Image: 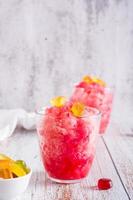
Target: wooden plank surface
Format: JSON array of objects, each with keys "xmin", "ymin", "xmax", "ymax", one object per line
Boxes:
[
  {"xmin": 0, "ymin": 128, "xmax": 130, "ymax": 200},
  {"xmin": 104, "ymin": 124, "xmax": 133, "ymax": 200}
]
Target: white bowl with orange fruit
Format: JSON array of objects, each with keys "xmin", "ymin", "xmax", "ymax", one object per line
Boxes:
[{"xmin": 0, "ymin": 153, "xmax": 32, "ymax": 200}]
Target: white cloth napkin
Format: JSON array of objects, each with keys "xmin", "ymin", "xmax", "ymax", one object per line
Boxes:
[{"xmin": 0, "ymin": 109, "xmax": 36, "ymax": 141}]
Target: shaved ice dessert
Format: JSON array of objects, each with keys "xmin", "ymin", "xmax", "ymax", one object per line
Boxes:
[
  {"xmin": 71, "ymin": 76, "xmax": 113, "ymax": 134},
  {"xmin": 37, "ymin": 97, "xmax": 100, "ymax": 183}
]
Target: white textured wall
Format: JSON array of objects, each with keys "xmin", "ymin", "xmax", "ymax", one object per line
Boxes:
[{"xmin": 0, "ymin": 0, "xmax": 133, "ymax": 126}]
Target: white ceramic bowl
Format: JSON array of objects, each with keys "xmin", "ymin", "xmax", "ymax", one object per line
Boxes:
[{"xmin": 0, "ymin": 170, "xmax": 32, "ymax": 200}]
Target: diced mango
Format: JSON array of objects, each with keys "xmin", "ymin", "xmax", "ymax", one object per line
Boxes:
[
  {"xmin": 83, "ymin": 75, "xmax": 106, "ymax": 87},
  {"xmin": 71, "ymin": 102, "xmax": 85, "ymax": 117},
  {"xmin": 50, "ymin": 96, "xmax": 66, "ymax": 107},
  {"xmin": 94, "ymin": 78, "xmax": 106, "ymax": 87},
  {"xmin": 83, "ymin": 76, "xmax": 93, "ymax": 84}
]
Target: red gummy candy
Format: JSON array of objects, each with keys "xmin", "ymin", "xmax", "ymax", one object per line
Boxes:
[{"xmin": 98, "ymin": 178, "xmax": 113, "ymax": 190}]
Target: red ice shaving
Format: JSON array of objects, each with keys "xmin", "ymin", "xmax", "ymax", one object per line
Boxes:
[
  {"xmin": 71, "ymin": 76, "xmax": 113, "ymax": 134},
  {"xmin": 38, "ymin": 99, "xmax": 100, "ymax": 181}
]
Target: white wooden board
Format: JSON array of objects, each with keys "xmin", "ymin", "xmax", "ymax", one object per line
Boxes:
[
  {"xmin": 0, "ymin": 128, "xmax": 130, "ymax": 200},
  {"xmin": 104, "ymin": 124, "xmax": 133, "ymax": 200}
]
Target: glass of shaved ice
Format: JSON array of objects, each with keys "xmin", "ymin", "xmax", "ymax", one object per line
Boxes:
[
  {"xmin": 36, "ymin": 97, "xmax": 101, "ymax": 183},
  {"xmin": 71, "ymin": 76, "xmax": 114, "ymax": 134}
]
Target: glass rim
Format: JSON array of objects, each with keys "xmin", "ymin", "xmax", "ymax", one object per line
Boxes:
[{"xmin": 35, "ymin": 106, "xmax": 101, "ymax": 119}]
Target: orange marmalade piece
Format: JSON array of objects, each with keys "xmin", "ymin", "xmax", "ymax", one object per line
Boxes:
[
  {"xmin": 71, "ymin": 102, "xmax": 85, "ymax": 117},
  {"xmin": 0, "ymin": 169, "xmax": 13, "ymax": 179},
  {"xmin": 50, "ymin": 96, "xmax": 66, "ymax": 107}
]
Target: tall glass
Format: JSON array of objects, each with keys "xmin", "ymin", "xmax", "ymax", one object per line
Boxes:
[{"xmin": 36, "ymin": 106, "xmax": 101, "ymax": 183}]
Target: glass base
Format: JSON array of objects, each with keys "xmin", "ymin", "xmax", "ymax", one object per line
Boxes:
[{"xmin": 47, "ymin": 175, "xmax": 86, "ymax": 184}]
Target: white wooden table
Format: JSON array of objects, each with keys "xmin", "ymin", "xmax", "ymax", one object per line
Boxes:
[{"xmin": 0, "ymin": 124, "xmax": 133, "ymax": 200}]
